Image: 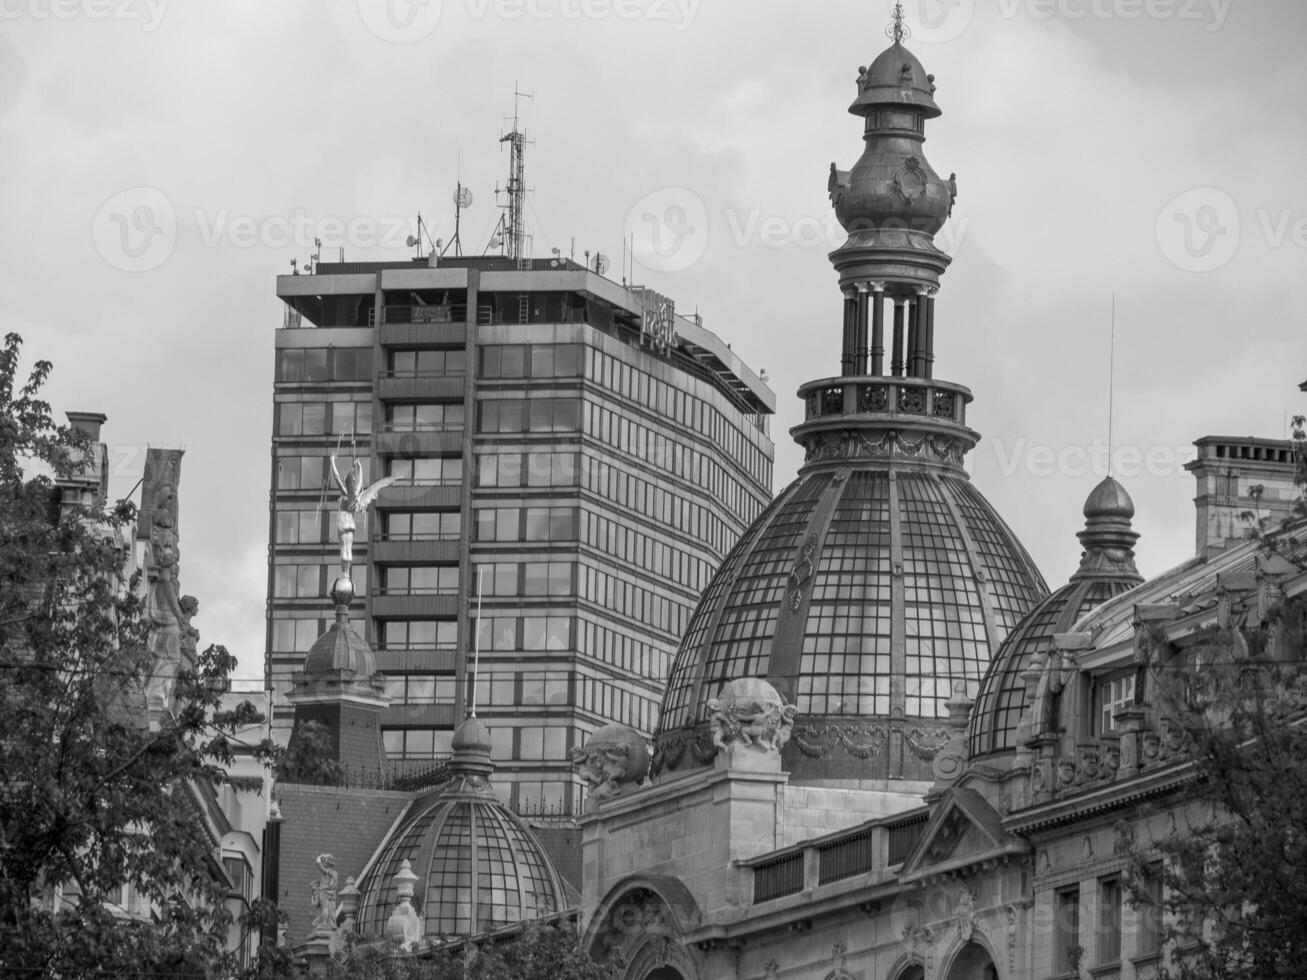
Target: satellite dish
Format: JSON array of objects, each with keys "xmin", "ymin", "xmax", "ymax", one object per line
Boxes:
[
  {"xmin": 454, "ymin": 187, "xmax": 473, "ymax": 209},
  {"xmin": 595, "ymin": 253, "xmax": 609, "ymax": 275},
  {"xmin": 406, "ymin": 235, "xmax": 419, "ymax": 247},
  {"xmin": 489, "ymin": 233, "xmax": 503, "ymax": 249}
]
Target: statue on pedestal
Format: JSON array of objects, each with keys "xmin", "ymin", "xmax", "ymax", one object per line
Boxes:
[{"xmin": 329, "ymin": 454, "xmax": 398, "ymax": 576}]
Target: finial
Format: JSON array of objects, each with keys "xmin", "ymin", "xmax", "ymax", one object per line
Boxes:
[{"xmin": 885, "ymin": 1, "xmax": 910, "ymax": 43}]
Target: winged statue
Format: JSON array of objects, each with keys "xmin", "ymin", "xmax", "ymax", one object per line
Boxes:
[{"xmin": 330, "ymin": 453, "xmax": 398, "ymax": 574}]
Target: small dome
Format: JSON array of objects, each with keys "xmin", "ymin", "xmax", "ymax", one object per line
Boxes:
[
  {"xmin": 1084, "ymin": 476, "xmax": 1135, "ymax": 520},
  {"xmin": 355, "ymin": 786, "xmax": 574, "ymax": 941},
  {"xmin": 450, "ymin": 715, "xmax": 494, "ymax": 775},
  {"xmin": 968, "ymin": 482, "xmax": 1144, "ymax": 759},
  {"xmin": 851, "ymin": 42, "xmax": 941, "ymax": 118},
  {"xmin": 302, "ymin": 620, "xmax": 376, "ymax": 677}
]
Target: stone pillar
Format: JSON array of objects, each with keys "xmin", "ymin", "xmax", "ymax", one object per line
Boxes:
[
  {"xmin": 840, "ymin": 287, "xmax": 857, "ymax": 376},
  {"xmin": 855, "ymin": 282, "xmax": 871, "ymax": 375},
  {"xmin": 923, "ymin": 287, "xmax": 937, "ymax": 379},
  {"xmin": 906, "ymin": 292, "xmax": 920, "ymax": 377},
  {"xmin": 891, "ymin": 297, "xmax": 906, "ymax": 377},
  {"xmin": 1114, "ymin": 706, "xmax": 1147, "ymax": 779},
  {"xmin": 869, "ymin": 281, "xmax": 886, "ymax": 375}
]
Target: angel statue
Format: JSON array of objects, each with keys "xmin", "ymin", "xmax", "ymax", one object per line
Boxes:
[{"xmin": 330, "ymin": 453, "xmax": 398, "ymax": 575}]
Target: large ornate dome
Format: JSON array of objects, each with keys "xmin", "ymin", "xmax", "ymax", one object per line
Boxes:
[
  {"xmin": 967, "ymin": 477, "xmax": 1144, "ymax": 760},
  {"xmin": 652, "ymin": 32, "xmax": 1049, "ymax": 787},
  {"xmin": 653, "ymin": 439, "xmax": 1047, "ymax": 784},
  {"xmin": 355, "ymin": 718, "xmax": 574, "ymax": 940}
]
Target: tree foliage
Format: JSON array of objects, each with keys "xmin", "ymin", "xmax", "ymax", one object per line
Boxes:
[
  {"xmin": 0, "ymin": 332, "xmax": 270, "ymax": 977},
  {"xmin": 321, "ymin": 920, "xmax": 614, "ymax": 980},
  {"xmin": 1122, "ymin": 598, "xmax": 1307, "ymax": 980}
]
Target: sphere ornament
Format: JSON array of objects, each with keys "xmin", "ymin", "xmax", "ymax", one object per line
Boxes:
[
  {"xmin": 329, "ymin": 575, "xmax": 355, "ymax": 607},
  {"xmin": 706, "ymin": 677, "xmax": 797, "ymax": 754},
  {"xmin": 570, "ymin": 723, "xmax": 651, "ymax": 804}
]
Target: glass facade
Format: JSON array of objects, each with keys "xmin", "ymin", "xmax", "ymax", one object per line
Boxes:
[{"xmin": 269, "ymin": 262, "xmax": 774, "ymax": 812}]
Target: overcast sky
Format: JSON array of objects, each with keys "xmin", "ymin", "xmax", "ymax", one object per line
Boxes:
[{"xmin": 3, "ymin": 0, "xmax": 1304, "ymax": 681}]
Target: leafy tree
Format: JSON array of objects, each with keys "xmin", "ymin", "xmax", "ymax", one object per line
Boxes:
[
  {"xmin": 305, "ymin": 919, "xmax": 614, "ymax": 980},
  {"xmin": 1120, "ymin": 596, "xmax": 1307, "ymax": 980},
  {"xmin": 0, "ymin": 332, "xmax": 269, "ymax": 977}
]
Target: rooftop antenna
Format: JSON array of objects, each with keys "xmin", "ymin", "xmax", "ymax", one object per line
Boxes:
[
  {"xmin": 494, "ymin": 85, "xmax": 534, "ymax": 266},
  {"xmin": 470, "ymin": 566, "xmax": 484, "ymax": 717},
  {"xmin": 1107, "ymin": 292, "xmax": 1117, "ymax": 478},
  {"xmin": 442, "ymin": 183, "xmax": 473, "ymax": 258},
  {"xmin": 407, "ymin": 213, "xmax": 426, "ymax": 259}
]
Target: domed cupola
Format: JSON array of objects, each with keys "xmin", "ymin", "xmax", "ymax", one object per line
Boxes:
[
  {"xmin": 830, "ymin": 5, "xmax": 955, "ymax": 269},
  {"xmin": 651, "ymin": 6, "xmax": 1048, "ymax": 788},
  {"xmin": 355, "ymin": 715, "xmax": 574, "ymax": 940},
  {"xmin": 967, "ymin": 477, "xmax": 1144, "ymax": 760}
]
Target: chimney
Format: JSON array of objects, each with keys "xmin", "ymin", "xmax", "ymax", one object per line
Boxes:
[
  {"xmin": 65, "ymin": 411, "xmax": 108, "ymax": 442},
  {"xmin": 1185, "ymin": 436, "xmax": 1300, "ymax": 559}
]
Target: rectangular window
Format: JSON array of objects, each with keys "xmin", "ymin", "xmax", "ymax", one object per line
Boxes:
[
  {"xmin": 1138, "ymin": 863, "xmax": 1162, "ymax": 956},
  {"xmin": 1055, "ymin": 887, "xmax": 1081, "ymax": 975},
  {"xmin": 1096, "ymin": 673, "xmax": 1136, "ymax": 733},
  {"xmin": 1099, "ymin": 877, "xmax": 1122, "ymax": 965}
]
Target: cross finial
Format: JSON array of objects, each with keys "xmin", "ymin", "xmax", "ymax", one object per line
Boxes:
[{"xmin": 886, "ymin": 1, "xmax": 910, "ymax": 42}]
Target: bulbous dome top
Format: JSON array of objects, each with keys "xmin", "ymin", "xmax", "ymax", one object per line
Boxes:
[
  {"xmin": 850, "ymin": 42, "xmax": 941, "ymax": 118},
  {"xmin": 1084, "ymin": 476, "xmax": 1135, "ymax": 520},
  {"xmin": 653, "ymin": 463, "xmax": 1047, "ymax": 785}
]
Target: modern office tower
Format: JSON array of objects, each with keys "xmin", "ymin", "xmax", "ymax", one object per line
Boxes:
[{"xmin": 268, "ymin": 256, "xmax": 775, "ymax": 812}]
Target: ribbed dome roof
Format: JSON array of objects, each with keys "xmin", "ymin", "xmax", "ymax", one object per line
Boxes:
[
  {"xmin": 653, "ymin": 459, "xmax": 1047, "ymax": 784},
  {"xmin": 850, "ymin": 41, "xmax": 941, "ymax": 117},
  {"xmin": 967, "ymin": 480, "xmax": 1144, "ymax": 760},
  {"xmin": 302, "ymin": 620, "xmax": 376, "ymax": 677},
  {"xmin": 356, "ymin": 718, "xmax": 573, "ymax": 940}
]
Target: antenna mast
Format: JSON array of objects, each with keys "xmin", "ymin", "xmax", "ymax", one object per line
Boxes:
[{"xmin": 496, "ymin": 86, "xmax": 534, "ymax": 266}]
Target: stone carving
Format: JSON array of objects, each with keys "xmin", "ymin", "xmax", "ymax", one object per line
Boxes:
[
  {"xmin": 898, "ymin": 385, "xmax": 927, "ymax": 413},
  {"xmin": 901, "ymin": 924, "xmax": 934, "ymax": 972},
  {"xmin": 787, "ymin": 535, "xmax": 819, "ymax": 612},
  {"xmin": 310, "ymin": 853, "xmax": 339, "ymax": 934},
  {"xmin": 947, "ymin": 173, "xmax": 958, "ymax": 216},
  {"xmin": 828, "ymin": 163, "xmax": 850, "ymax": 208},
  {"xmin": 1006, "ymin": 903, "xmax": 1019, "ymax": 973},
  {"xmin": 791, "ymin": 724, "xmax": 887, "ymax": 760},
  {"xmin": 708, "ymin": 678, "xmax": 797, "ymax": 753},
  {"xmin": 904, "ymin": 726, "xmax": 951, "ymax": 761},
  {"xmin": 764, "ymin": 958, "xmax": 779, "ymax": 980},
  {"xmin": 571, "ymin": 724, "xmax": 650, "ymax": 802},
  {"xmin": 859, "ymin": 382, "xmax": 890, "ymax": 412},
  {"xmin": 384, "ymin": 859, "xmax": 423, "ymax": 951},
  {"xmin": 330, "ymin": 453, "xmax": 398, "ymax": 576},
  {"xmin": 799, "ymin": 426, "xmax": 971, "ymax": 467},
  {"xmin": 955, "ymin": 887, "xmax": 976, "ymax": 941},
  {"xmin": 833, "ymin": 941, "xmax": 848, "ymax": 972},
  {"xmin": 140, "ymin": 457, "xmax": 194, "ymax": 721}
]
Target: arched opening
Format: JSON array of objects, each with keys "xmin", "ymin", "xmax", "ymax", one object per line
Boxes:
[
  {"xmin": 944, "ymin": 941, "xmax": 998, "ymax": 980},
  {"xmin": 896, "ymin": 966, "xmax": 925, "ymax": 980},
  {"xmin": 645, "ymin": 968, "xmax": 685, "ymax": 980}
]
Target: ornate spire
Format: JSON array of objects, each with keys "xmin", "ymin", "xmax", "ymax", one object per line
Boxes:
[
  {"xmin": 1072, "ymin": 476, "xmax": 1143, "ymax": 582},
  {"xmin": 886, "ymin": 0, "xmax": 909, "ymax": 43}
]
